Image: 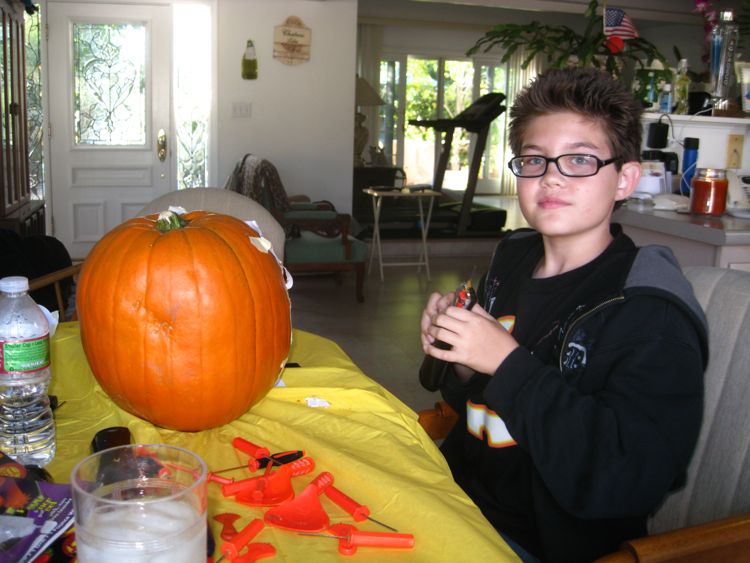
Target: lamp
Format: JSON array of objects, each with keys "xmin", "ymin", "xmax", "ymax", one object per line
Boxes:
[{"xmin": 354, "ymin": 75, "xmax": 385, "ymax": 166}]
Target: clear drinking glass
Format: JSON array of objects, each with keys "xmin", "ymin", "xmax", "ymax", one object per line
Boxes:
[{"xmin": 71, "ymin": 444, "xmax": 207, "ymax": 563}]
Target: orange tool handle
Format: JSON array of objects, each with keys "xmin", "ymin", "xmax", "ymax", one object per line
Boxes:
[
  {"xmin": 311, "ymin": 471, "xmax": 334, "ymax": 493},
  {"xmin": 289, "ymin": 456, "xmax": 315, "ymax": 476},
  {"xmin": 220, "ymin": 518, "xmax": 265, "ymax": 559},
  {"xmin": 208, "ymin": 472, "xmax": 234, "ymax": 485},
  {"xmin": 324, "ymin": 485, "xmax": 369, "ymax": 521},
  {"xmin": 349, "ymin": 530, "xmax": 415, "ymax": 548},
  {"xmin": 232, "ymin": 437, "xmax": 270, "ymax": 460}
]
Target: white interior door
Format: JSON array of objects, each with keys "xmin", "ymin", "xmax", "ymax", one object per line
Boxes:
[{"xmin": 47, "ymin": 2, "xmax": 172, "ymax": 260}]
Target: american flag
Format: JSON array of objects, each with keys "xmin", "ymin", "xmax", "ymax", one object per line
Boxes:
[{"xmin": 604, "ymin": 7, "xmax": 639, "ymax": 39}]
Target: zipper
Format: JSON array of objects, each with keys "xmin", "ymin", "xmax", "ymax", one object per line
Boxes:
[{"xmin": 558, "ymin": 295, "xmax": 625, "ymax": 372}]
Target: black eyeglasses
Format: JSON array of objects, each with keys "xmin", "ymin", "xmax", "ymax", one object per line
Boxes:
[{"xmin": 508, "ymin": 154, "xmax": 619, "ymax": 178}]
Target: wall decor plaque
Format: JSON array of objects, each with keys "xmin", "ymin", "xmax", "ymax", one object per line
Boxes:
[{"xmin": 273, "ymin": 16, "xmax": 311, "ymax": 65}]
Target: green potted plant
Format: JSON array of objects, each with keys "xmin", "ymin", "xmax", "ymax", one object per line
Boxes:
[{"xmin": 466, "ymin": 0, "xmax": 668, "ymax": 79}]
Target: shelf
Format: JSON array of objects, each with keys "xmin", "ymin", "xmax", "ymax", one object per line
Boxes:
[{"xmin": 643, "ymin": 112, "xmax": 750, "ymax": 126}]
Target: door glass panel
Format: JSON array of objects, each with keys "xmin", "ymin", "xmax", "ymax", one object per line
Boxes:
[
  {"xmin": 442, "ymin": 60, "xmax": 474, "ymax": 191},
  {"xmin": 174, "ymin": 4, "xmax": 211, "ymax": 189},
  {"xmin": 377, "ymin": 59, "xmax": 400, "ymax": 167},
  {"xmin": 479, "ymin": 64, "xmax": 508, "ymax": 191},
  {"xmin": 26, "ymin": 9, "xmax": 43, "ymax": 200},
  {"xmin": 72, "ymin": 22, "xmax": 146, "ymax": 146},
  {"xmin": 404, "ymin": 57, "xmax": 437, "ymax": 184}
]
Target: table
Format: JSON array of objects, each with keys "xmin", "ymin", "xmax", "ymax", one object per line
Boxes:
[
  {"xmin": 47, "ymin": 322, "xmax": 517, "ymax": 562},
  {"xmin": 614, "ymin": 203, "xmax": 750, "ymax": 271},
  {"xmin": 363, "ymin": 187, "xmax": 440, "ymax": 281}
]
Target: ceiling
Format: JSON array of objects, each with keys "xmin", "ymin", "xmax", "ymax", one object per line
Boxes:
[{"xmin": 408, "ymin": 0, "xmax": 742, "ymax": 24}]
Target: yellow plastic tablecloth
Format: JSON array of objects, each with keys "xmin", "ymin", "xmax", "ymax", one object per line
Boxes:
[{"xmin": 47, "ymin": 322, "xmax": 516, "ymax": 561}]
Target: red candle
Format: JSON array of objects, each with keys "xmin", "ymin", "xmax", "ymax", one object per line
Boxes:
[{"xmin": 690, "ymin": 168, "xmax": 728, "ymax": 216}]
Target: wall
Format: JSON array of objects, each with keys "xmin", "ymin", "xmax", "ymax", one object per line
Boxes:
[
  {"xmin": 217, "ymin": 0, "xmax": 357, "ymax": 212},
  {"xmin": 641, "ymin": 113, "xmax": 750, "ymax": 173}
]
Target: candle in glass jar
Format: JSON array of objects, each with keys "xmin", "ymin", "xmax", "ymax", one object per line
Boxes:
[{"xmin": 690, "ymin": 168, "xmax": 728, "ymax": 216}]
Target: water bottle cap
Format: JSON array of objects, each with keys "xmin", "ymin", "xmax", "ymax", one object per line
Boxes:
[
  {"xmin": 684, "ymin": 137, "xmax": 700, "ymax": 150},
  {"xmin": 0, "ymin": 276, "xmax": 29, "ymax": 293}
]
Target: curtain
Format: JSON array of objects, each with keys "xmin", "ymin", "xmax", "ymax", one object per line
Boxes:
[
  {"xmin": 500, "ymin": 49, "xmax": 544, "ymax": 195},
  {"xmin": 357, "ymin": 24, "xmax": 384, "ymax": 157}
]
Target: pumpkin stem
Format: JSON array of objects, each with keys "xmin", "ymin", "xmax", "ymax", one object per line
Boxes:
[{"xmin": 156, "ymin": 210, "xmax": 189, "ymax": 233}]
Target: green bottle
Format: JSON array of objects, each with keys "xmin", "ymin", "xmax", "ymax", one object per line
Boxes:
[
  {"xmin": 674, "ymin": 59, "xmax": 691, "ymax": 115},
  {"xmin": 242, "ymin": 40, "xmax": 257, "ymax": 80}
]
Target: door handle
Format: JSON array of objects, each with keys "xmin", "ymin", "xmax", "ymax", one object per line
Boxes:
[{"xmin": 157, "ymin": 128, "xmax": 167, "ymax": 161}]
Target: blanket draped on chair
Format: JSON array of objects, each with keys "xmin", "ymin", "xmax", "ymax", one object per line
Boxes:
[{"xmin": 224, "ymin": 153, "xmax": 292, "ymax": 215}]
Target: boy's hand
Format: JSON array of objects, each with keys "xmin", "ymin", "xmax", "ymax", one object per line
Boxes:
[
  {"xmin": 420, "ymin": 291, "xmax": 455, "ymax": 347},
  {"xmin": 424, "ymin": 304, "xmax": 519, "ymax": 376}
]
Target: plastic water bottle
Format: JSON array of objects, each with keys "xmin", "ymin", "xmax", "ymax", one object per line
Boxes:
[{"xmin": 0, "ymin": 276, "xmax": 56, "ymax": 466}]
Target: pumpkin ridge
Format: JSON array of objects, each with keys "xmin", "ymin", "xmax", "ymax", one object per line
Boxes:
[
  {"xmin": 207, "ymin": 218, "xmax": 281, "ymax": 405},
  {"xmin": 119, "ymin": 226, "xmax": 162, "ymax": 420},
  {"xmin": 205, "ymin": 220, "xmax": 261, "ymax": 411},
  {"xmin": 185, "ymin": 223, "xmax": 252, "ymax": 427},
  {"xmin": 209, "ymin": 216, "xmax": 287, "ymax": 409}
]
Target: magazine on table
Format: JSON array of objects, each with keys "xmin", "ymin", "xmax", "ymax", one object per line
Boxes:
[{"xmin": 0, "ymin": 451, "xmax": 74, "ymax": 563}]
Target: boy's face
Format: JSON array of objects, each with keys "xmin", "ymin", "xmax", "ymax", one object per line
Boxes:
[{"xmin": 516, "ymin": 111, "xmax": 640, "ymax": 241}]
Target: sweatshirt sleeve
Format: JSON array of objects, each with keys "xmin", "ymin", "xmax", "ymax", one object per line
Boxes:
[{"xmin": 483, "ymin": 294, "xmax": 704, "ymax": 519}]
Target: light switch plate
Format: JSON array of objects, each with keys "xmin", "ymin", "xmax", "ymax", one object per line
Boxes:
[{"xmin": 232, "ymin": 101, "xmax": 251, "ymax": 118}]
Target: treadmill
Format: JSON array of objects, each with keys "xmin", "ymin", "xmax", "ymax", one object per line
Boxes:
[{"xmin": 409, "ymin": 92, "xmax": 507, "ymax": 236}]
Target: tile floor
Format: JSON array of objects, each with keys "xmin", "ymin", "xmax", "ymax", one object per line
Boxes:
[
  {"xmin": 288, "ymin": 195, "xmax": 526, "ymax": 413},
  {"xmin": 287, "ymin": 248, "xmax": 492, "ymax": 414}
]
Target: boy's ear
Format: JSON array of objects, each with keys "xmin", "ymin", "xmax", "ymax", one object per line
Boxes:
[{"xmin": 615, "ymin": 161, "xmax": 641, "ymax": 200}]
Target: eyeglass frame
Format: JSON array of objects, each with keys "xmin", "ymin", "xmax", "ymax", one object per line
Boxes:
[{"xmin": 507, "ymin": 154, "xmax": 620, "ymax": 178}]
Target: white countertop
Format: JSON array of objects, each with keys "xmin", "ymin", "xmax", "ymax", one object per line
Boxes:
[{"xmin": 614, "ymin": 202, "xmax": 750, "ymax": 246}]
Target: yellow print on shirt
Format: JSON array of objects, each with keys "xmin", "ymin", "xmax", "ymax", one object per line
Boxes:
[
  {"xmin": 466, "ymin": 400, "xmax": 517, "ymax": 448},
  {"xmin": 498, "ymin": 315, "xmax": 515, "ymax": 333}
]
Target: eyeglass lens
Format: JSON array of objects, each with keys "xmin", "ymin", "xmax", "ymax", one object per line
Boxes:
[{"xmin": 511, "ymin": 154, "xmax": 603, "ymax": 177}]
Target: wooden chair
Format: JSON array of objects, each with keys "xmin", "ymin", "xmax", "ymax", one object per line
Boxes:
[
  {"xmin": 29, "ymin": 262, "xmax": 82, "ymax": 319},
  {"xmin": 418, "ymin": 266, "xmax": 750, "ymax": 561},
  {"xmin": 225, "ymin": 155, "xmax": 367, "ymax": 302}
]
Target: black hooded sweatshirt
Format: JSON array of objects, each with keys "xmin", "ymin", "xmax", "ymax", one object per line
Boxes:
[{"xmin": 432, "ymin": 227, "xmax": 708, "ymax": 562}]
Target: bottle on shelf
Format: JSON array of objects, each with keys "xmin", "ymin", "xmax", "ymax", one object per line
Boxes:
[
  {"xmin": 0, "ymin": 276, "xmax": 56, "ymax": 467},
  {"xmin": 674, "ymin": 59, "xmax": 691, "ymax": 115},
  {"xmin": 710, "ymin": 10, "xmax": 739, "ymax": 101},
  {"xmin": 241, "ymin": 39, "xmax": 258, "ymax": 80},
  {"xmin": 659, "ymin": 83, "xmax": 673, "ymax": 113}
]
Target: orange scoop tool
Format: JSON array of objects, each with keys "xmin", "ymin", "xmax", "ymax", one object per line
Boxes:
[{"xmin": 264, "ymin": 472, "xmax": 333, "ymax": 532}]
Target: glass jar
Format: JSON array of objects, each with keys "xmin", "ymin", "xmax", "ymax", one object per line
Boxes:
[{"xmin": 690, "ymin": 168, "xmax": 728, "ymax": 216}]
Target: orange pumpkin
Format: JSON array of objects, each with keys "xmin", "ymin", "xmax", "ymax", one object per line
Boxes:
[{"xmin": 77, "ymin": 210, "xmax": 292, "ymax": 431}]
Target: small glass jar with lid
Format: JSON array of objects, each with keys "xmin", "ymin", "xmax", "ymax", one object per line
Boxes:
[{"xmin": 690, "ymin": 168, "xmax": 728, "ymax": 216}]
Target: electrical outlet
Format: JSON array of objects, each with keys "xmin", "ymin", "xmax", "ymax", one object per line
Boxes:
[{"xmin": 726, "ymin": 134, "xmax": 744, "ymax": 169}]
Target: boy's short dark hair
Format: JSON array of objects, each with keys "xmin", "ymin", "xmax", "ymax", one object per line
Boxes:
[{"xmin": 508, "ymin": 67, "xmax": 643, "ymax": 168}]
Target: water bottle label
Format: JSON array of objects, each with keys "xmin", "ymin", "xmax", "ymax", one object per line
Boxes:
[{"xmin": 0, "ymin": 335, "xmax": 50, "ymax": 373}]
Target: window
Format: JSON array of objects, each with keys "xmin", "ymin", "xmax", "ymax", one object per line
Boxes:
[
  {"xmin": 377, "ymin": 55, "xmax": 508, "ymax": 194},
  {"xmin": 173, "ymin": 4, "xmax": 211, "ymax": 190},
  {"xmin": 26, "ymin": 10, "xmax": 43, "ymax": 200}
]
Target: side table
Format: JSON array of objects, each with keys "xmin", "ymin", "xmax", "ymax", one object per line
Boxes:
[{"xmin": 362, "ymin": 187, "xmax": 440, "ymax": 280}]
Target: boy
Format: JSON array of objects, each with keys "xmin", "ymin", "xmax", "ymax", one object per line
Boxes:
[{"xmin": 420, "ymin": 67, "xmax": 707, "ymax": 562}]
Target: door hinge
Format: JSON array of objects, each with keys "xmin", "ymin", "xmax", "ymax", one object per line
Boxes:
[
  {"xmin": 45, "ymin": 23, "xmax": 49, "ymax": 42},
  {"xmin": 47, "ymin": 123, "xmax": 52, "ymax": 139}
]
